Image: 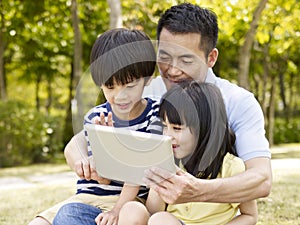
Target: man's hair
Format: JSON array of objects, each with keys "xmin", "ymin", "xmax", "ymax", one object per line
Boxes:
[
  {"xmin": 90, "ymin": 28, "xmax": 156, "ymax": 87},
  {"xmin": 157, "ymin": 3, "xmax": 218, "ymax": 58}
]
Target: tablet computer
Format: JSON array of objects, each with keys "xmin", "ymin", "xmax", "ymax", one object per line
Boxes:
[{"xmin": 85, "ymin": 123, "xmax": 176, "ymax": 185}]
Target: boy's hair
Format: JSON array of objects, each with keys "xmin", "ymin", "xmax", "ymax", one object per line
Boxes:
[
  {"xmin": 157, "ymin": 3, "xmax": 218, "ymax": 58},
  {"xmin": 90, "ymin": 28, "xmax": 156, "ymax": 87},
  {"xmin": 159, "ymin": 81, "xmax": 236, "ymax": 179}
]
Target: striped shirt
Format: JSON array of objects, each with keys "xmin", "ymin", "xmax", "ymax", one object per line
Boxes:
[{"xmin": 77, "ymin": 97, "xmax": 162, "ymax": 197}]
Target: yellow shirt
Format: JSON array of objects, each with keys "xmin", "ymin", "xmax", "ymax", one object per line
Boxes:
[{"xmin": 167, "ymin": 153, "xmax": 245, "ymax": 225}]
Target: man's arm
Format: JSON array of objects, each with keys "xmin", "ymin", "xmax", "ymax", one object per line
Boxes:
[{"xmin": 144, "ymin": 157, "xmax": 272, "ymax": 204}]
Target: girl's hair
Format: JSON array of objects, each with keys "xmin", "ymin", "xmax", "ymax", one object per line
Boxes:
[
  {"xmin": 90, "ymin": 28, "xmax": 156, "ymax": 87},
  {"xmin": 159, "ymin": 81, "xmax": 237, "ymax": 179}
]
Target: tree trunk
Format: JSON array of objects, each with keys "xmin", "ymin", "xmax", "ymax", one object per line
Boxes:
[
  {"xmin": 238, "ymin": 0, "xmax": 268, "ymax": 90},
  {"xmin": 0, "ymin": 0, "xmax": 6, "ymax": 100},
  {"xmin": 35, "ymin": 74, "xmax": 41, "ymax": 111},
  {"xmin": 267, "ymin": 76, "xmax": 276, "ymax": 146},
  {"xmin": 107, "ymin": 0, "xmax": 123, "ymax": 28},
  {"xmin": 45, "ymin": 77, "xmax": 52, "ymax": 116},
  {"xmin": 260, "ymin": 43, "xmax": 270, "ymax": 126},
  {"xmin": 63, "ymin": 0, "xmax": 83, "ymax": 145}
]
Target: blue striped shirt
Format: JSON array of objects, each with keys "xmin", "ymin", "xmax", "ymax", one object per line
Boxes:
[{"xmin": 77, "ymin": 97, "xmax": 162, "ymax": 197}]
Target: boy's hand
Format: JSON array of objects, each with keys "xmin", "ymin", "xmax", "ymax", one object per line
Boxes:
[
  {"xmin": 95, "ymin": 209, "xmax": 119, "ymax": 225},
  {"xmin": 74, "ymin": 155, "xmax": 110, "ymax": 184},
  {"xmin": 94, "ymin": 112, "xmax": 113, "ymax": 126}
]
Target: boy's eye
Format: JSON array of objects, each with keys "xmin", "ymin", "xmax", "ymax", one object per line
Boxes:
[{"xmin": 126, "ymin": 84, "xmax": 136, "ymax": 88}]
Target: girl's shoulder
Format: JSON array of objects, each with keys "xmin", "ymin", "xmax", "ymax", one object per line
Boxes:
[{"xmin": 220, "ymin": 153, "xmax": 245, "ymax": 178}]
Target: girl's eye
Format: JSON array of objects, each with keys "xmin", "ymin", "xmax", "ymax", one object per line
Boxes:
[
  {"xmin": 173, "ymin": 126, "xmax": 182, "ymax": 131},
  {"xmin": 106, "ymin": 86, "xmax": 114, "ymax": 90}
]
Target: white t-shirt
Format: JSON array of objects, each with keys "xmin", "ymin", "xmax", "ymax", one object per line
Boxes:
[{"xmin": 142, "ymin": 69, "xmax": 270, "ymax": 161}]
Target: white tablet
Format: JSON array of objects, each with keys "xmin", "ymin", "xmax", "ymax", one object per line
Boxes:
[{"xmin": 84, "ymin": 123, "xmax": 176, "ymax": 185}]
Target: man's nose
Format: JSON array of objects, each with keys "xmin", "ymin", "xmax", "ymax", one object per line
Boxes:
[{"xmin": 168, "ymin": 64, "xmax": 182, "ymax": 76}]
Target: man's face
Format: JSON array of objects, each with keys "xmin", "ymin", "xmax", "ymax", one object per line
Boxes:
[{"xmin": 157, "ymin": 28, "xmax": 209, "ymax": 90}]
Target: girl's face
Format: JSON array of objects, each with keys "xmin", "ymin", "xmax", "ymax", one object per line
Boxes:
[{"xmin": 162, "ymin": 116, "xmax": 197, "ymax": 159}]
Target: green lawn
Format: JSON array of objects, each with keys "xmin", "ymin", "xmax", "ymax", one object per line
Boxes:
[{"xmin": 0, "ymin": 143, "xmax": 299, "ymax": 225}]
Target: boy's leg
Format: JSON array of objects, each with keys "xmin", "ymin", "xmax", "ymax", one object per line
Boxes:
[
  {"xmin": 28, "ymin": 193, "xmax": 111, "ymax": 225},
  {"xmin": 28, "ymin": 217, "xmax": 50, "ymax": 225},
  {"xmin": 53, "ymin": 202, "xmax": 101, "ymax": 225}
]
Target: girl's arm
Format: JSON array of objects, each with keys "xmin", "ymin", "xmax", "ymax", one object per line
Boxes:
[
  {"xmin": 226, "ymin": 199, "xmax": 258, "ymax": 225},
  {"xmin": 146, "ymin": 188, "xmax": 167, "ymax": 215}
]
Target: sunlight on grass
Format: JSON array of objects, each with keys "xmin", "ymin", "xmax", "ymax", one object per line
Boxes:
[
  {"xmin": 0, "ymin": 163, "xmax": 71, "ymax": 178},
  {"xmin": 0, "ymin": 144, "xmax": 299, "ymax": 225},
  {"xmin": 0, "ymin": 184, "xmax": 75, "ymax": 225}
]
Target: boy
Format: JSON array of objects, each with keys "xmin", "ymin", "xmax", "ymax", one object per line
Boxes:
[{"xmin": 30, "ymin": 28, "xmax": 160, "ymax": 225}]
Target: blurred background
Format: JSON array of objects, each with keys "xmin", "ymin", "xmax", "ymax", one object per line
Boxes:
[{"xmin": 0, "ymin": 0, "xmax": 299, "ymax": 167}]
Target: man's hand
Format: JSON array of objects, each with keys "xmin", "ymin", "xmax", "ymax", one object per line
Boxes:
[{"xmin": 143, "ymin": 167, "xmax": 202, "ymax": 204}]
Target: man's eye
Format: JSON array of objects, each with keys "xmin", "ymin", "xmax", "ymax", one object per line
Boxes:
[
  {"xmin": 182, "ymin": 59, "xmax": 193, "ymax": 64},
  {"xmin": 158, "ymin": 55, "xmax": 171, "ymax": 61}
]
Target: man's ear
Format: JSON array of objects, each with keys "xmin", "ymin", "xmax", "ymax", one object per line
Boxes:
[{"xmin": 207, "ymin": 48, "xmax": 218, "ymax": 68}]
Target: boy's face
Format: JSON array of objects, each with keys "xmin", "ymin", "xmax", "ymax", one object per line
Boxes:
[
  {"xmin": 157, "ymin": 28, "xmax": 216, "ymax": 90},
  {"xmin": 162, "ymin": 117, "xmax": 197, "ymax": 160},
  {"xmin": 101, "ymin": 78, "xmax": 146, "ymax": 120}
]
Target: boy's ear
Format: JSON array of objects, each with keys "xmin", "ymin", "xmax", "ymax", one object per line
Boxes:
[{"xmin": 145, "ymin": 77, "xmax": 153, "ymax": 86}]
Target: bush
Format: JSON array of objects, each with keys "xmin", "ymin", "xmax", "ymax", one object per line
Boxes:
[
  {"xmin": 0, "ymin": 100, "xmax": 64, "ymax": 167},
  {"xmin": 273, "ymin": 117, "xmax": 300, "ymax": 144}
]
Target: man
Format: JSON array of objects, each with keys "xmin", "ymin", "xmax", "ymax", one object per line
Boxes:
[
  {"xmin": 142, "ymin": 2, "xmax": 272, "ymax": 205},
  {"xmin": 54, "ymin": 2, "xmax": 272, "ymax": 224}
]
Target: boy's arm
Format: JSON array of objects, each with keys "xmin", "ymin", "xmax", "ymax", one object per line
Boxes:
[
  {"xmin": 64, "ymin": 130, "xmax": 109, "ymax": 183},
  {"xmin": 146, "ymin": 188, "xmax": 166, "ymax": 214},
  {"xmin": 226, "ymin": 200, "xmax": 258, "ymax": 225},
  {"xmin": 95, "ymin": 184, "xmax": 140, "ymax": 224}
]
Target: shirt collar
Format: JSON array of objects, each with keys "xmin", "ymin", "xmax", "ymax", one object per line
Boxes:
[{"xmin": 205, "ymin": 68, "xmax": 217, "ymax": 84}]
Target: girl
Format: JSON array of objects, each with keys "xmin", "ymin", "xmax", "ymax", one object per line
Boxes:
[{"xmin": 118, "ymin": 81, "xmax": 257, "ymax": 225}]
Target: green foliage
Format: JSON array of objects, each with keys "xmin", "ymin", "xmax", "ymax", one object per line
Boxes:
[
  {"xmin": 273, "ymin": 117, "xmax": 300, "ymax": 144},
  {"xmin": 1, "ymin": 0, "xmax": 299, "ymax": 166},
  {"xmin": 0, "ymin": 100, "xmax": 64, "ymax": 167}
]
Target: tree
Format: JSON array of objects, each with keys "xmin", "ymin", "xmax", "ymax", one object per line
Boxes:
[
  {"xmin": 107, "ymin": 0, "xmax": 123, "ymax": 28},
  {"xmin": 238, "ymin": 0, "xmax": 268, "ymax": 90},
  {"xmin": 0, "ymin": 0, "xmax": 6, "ymax": 100}
]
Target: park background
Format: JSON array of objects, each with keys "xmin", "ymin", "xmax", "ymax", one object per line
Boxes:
[{"xmin": 0, "ymin": 0, "xmax": 299, "ymax": 224}]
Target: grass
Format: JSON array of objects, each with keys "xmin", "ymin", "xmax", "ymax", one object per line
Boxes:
[{"xmin": 0, "ymin": 143, "xmax": 299, "ymax": 225}]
